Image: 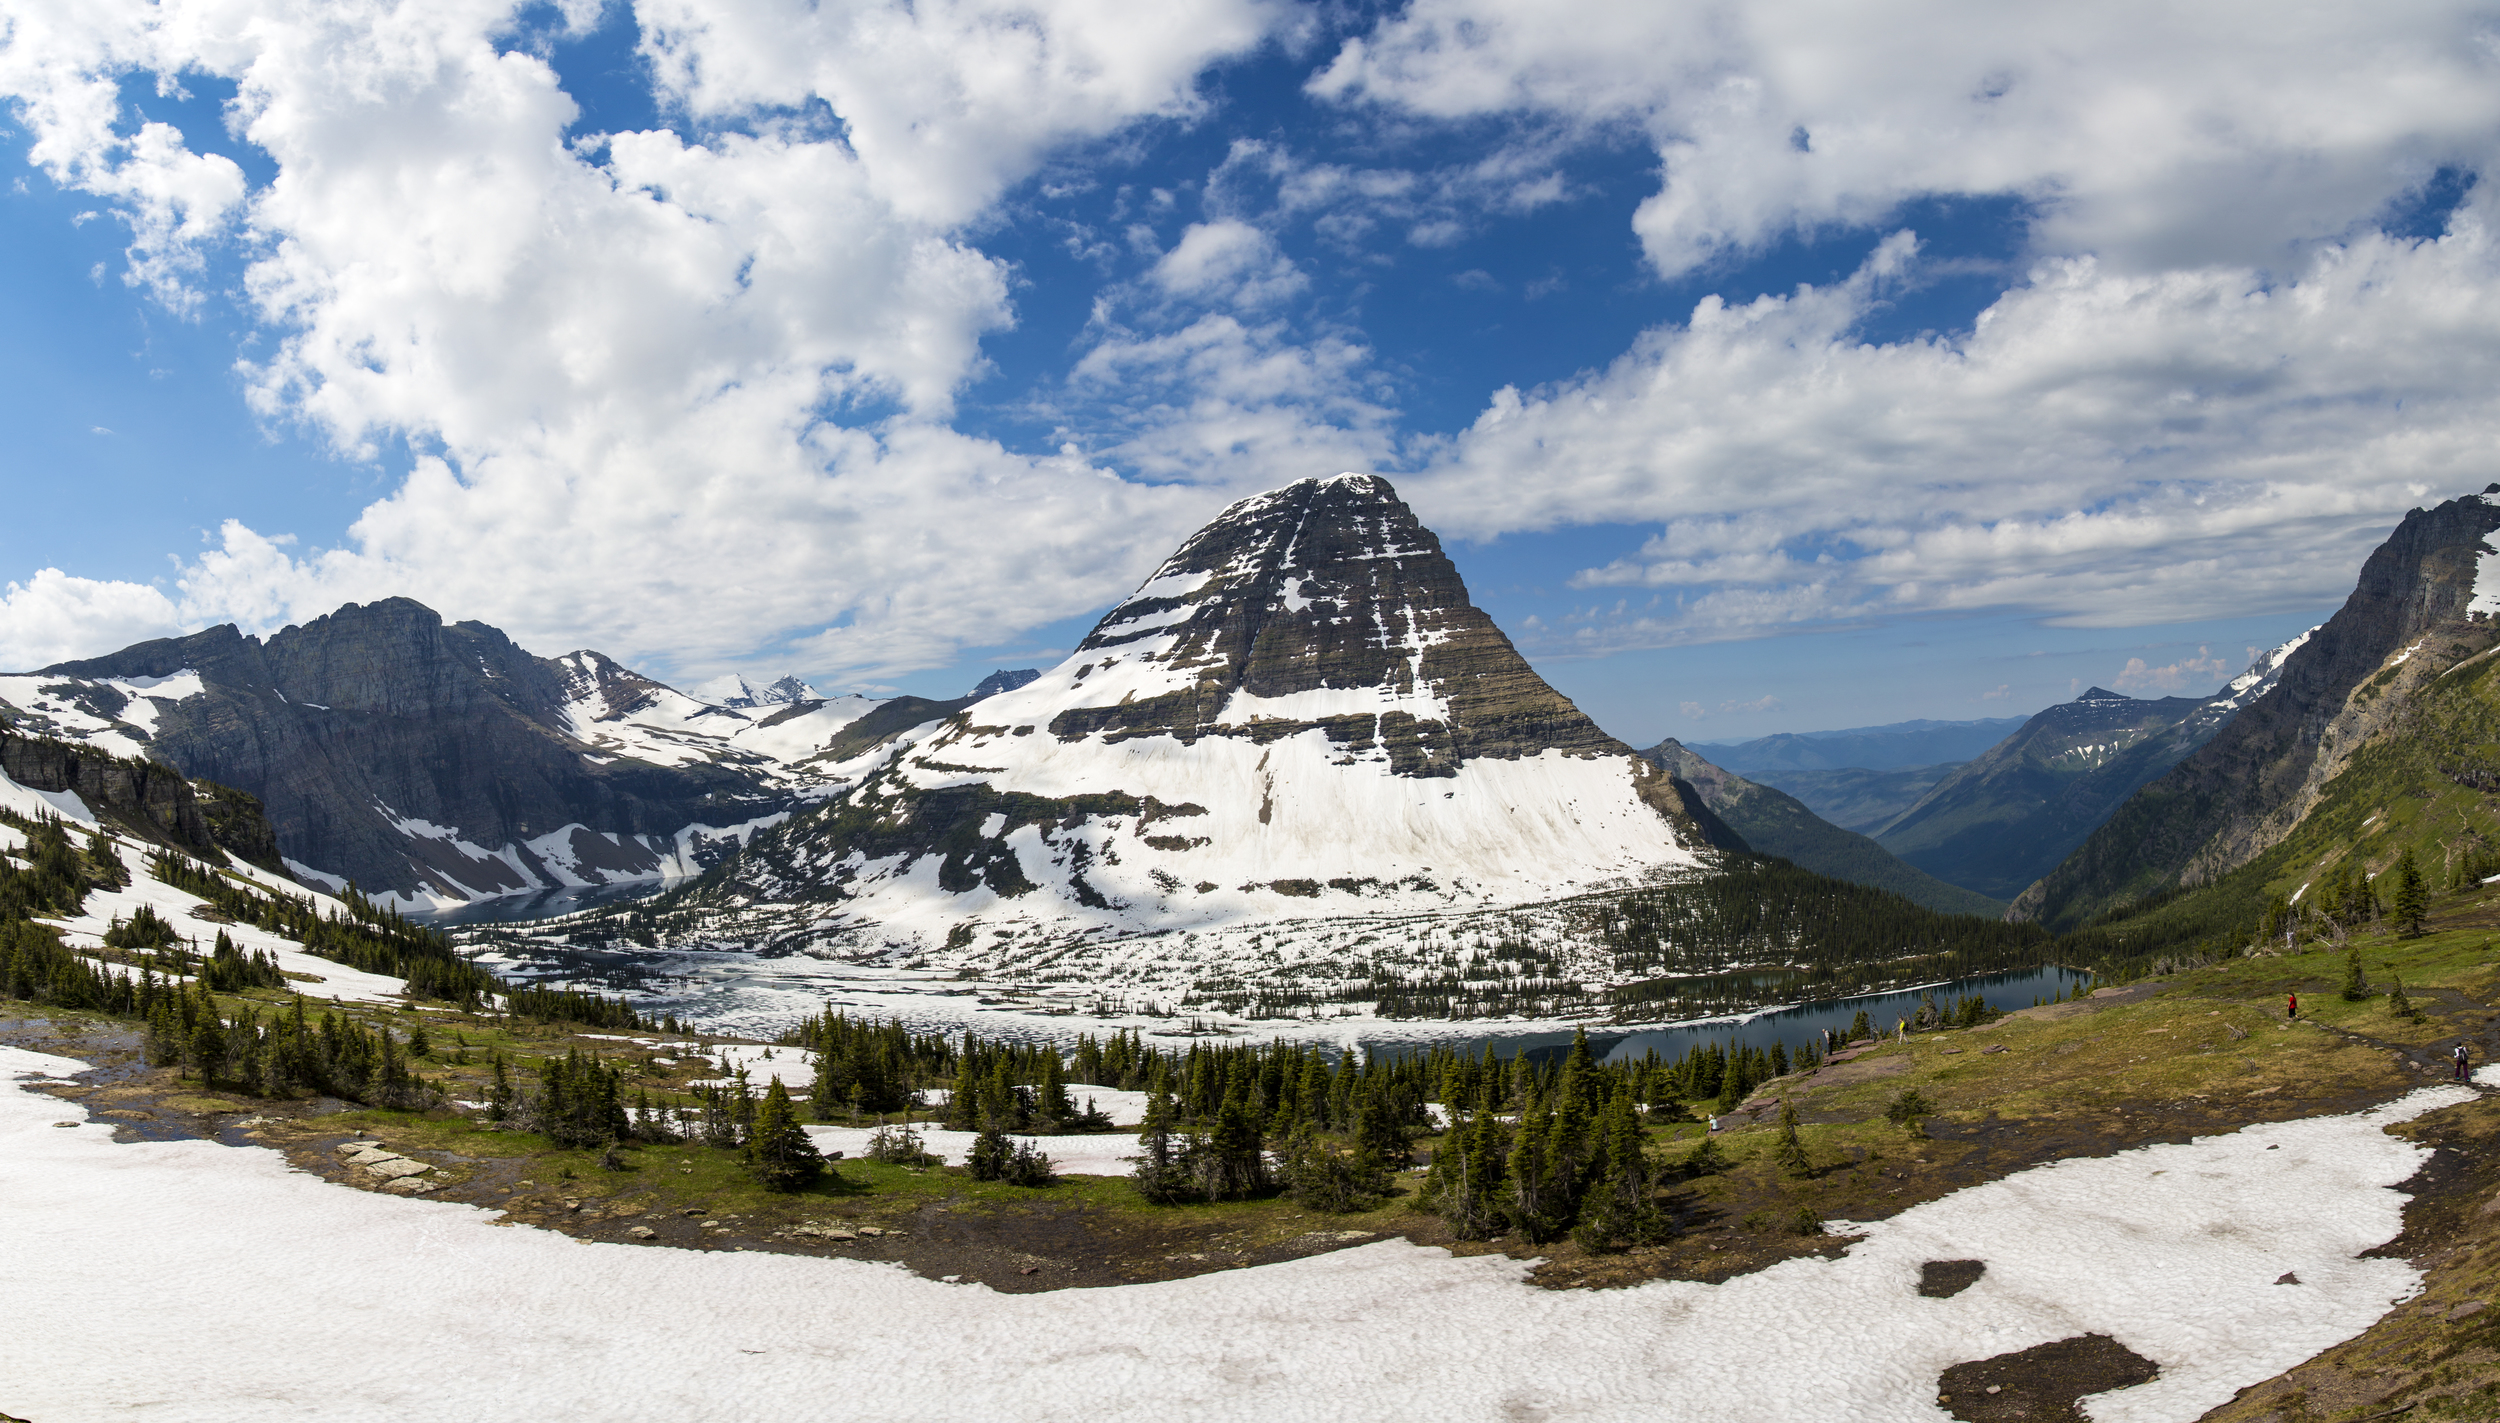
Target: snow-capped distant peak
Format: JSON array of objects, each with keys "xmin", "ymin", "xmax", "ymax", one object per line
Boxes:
[
  {"xmin": 2205, "ymin": 625, "xmax": 2320, "ymax": 713},
  {"xmin": 684, "ymin": 673, "xmax": 820, "ymax": 708}
]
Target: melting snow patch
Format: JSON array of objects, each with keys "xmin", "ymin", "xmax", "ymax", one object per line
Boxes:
[{"xmin": 0, "ymin": 1038, "xmax": 2475, "ymax": 1422}]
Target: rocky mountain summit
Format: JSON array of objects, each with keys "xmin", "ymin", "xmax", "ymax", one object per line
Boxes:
[
  {"xmin": 0, "ymin": 601, "xmax": 886, "ymax": 905},
  {"xmin": 670, "ymin": 474, "xmax": 1741, "ymax": 957},
  {"xmin": 683, "ymin": 673, "xmax": 819, "ymax": 708},
  {"xmin": 2018, "ymin": 486, "xmax": 2500, "ymax": 927}
]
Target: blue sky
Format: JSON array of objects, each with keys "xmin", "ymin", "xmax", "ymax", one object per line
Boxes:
[{"xmin": 0, "ymin": 0, "xmax": 2487, "ymax": 746}]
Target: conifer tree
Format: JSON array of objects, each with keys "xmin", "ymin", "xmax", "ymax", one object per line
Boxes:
[
  {"xmin": 745, "ymin": 1078, "xmax": 826, "ymax": 1192},
  {"xmin": 188, "ymin": 999, "xmax": 226, "ymax": 1086},
  {"xmin": 1423, "ymin": 1107, "xmax": 1510, "ymax": 1238},
  {"xmin": 2393, "ymin": 849, "xmax": 2428, "ymax": 939},
  {"xmin": 2387, "ymin": 974, "xmax": 2420, "ymax": 1022},
  {"xmin": 1773, "ymin": 1099, "xmax": 1811, "ymax": 1177},
  {"xmin": 2341, "ymin": 946, "xmax": 2370, "ymax": 1001},
  {"xmin": 1131, "ymin": 1089, "xmax": 1190, "ymax": 1203},
  {"xmin": 1038, "ymin": 1051, "xmax": 1070, "ymax": 1132}
]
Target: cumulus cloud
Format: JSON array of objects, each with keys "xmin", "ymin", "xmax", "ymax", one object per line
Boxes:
[
  {"xmin": 0, "ymin": 0, "xmax": 1279, "ymax": 678},
  {"xmin": 2113, "ymin": 646, "xmax": 2233, "ymax": 696},
  {"xmin": 8, "ymin": 0, "xmax": 2500, "ymax": 681},
  {"xmin": 1408, "ymin": 202, "xmax": 2500, "ymax": 647},
  {"xmin": 1148, "ymin": 219, "xmax": 1308, "ymax": 308},
  {"xmin": 1314, "ymin": 0, "xmax": 2500, "ymax": 278},
  {"xmin": 0, "ymin": 571, "xmax": 182, "ymax": 671}
]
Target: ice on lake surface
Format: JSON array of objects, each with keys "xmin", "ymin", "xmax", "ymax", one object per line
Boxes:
[{"xmin": 1, "ymin": 1043, "xmax": 2479, "ymax": 1422}]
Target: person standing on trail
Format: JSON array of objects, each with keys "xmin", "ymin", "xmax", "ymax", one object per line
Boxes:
[
  {"xmin": 2455, "ymin": 1044, "xmax": 2473, "ymax": 1082},
  {"xmin": 2287, "ymin": 992, "xmax": 2298, "ymax": 1021}
]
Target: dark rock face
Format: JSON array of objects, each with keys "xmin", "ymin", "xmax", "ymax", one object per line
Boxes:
[
  {"xmin": 1874, "ymin": 688, "xmax": 2223, "ymax": 904},
  {"xmin": 2017, "ymin": 491, "xmax": 2500, "ymax": 927},
  {"xmin": 970, "ymin": 669, "xmax": 1040, "ymax": 698},
  {"xmin": 37, "ymin": 599, "xmax": 784, "ymax": 899},
  {"xmin": 1053, "ymin": 474, "xmax": 1632, "ymax": 771},
  {"xmin": 0, "ymin": 732, "xmax": 279, "ymax": 868},
  {"xmin": 1643, "ymin": 739, "xmax": 2005, "ymax": 918}
]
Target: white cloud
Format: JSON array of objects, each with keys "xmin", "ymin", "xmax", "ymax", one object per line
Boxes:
[
  {"xmin": 1409, "ymin": 202, "xmax": 2500, "ymax": 648},
  {"xmin": 0, "ymin": 570, "xmax": 182, "ymax": 671},
  {"xmin": 2113, "ymin": 646, "xmax": 2232, "ymax": 696},
  {"xmin": 1315, "ymin": 0, "xmax": 2500, "ymax": 278},
  {"xmin": 636, "ymin": 0, "xmax": 1281, "ymax": 227},
  {"xmin": 1148, "ymin": 218, "xmax": 1308, "ymax": 308},
  {"xmin": 0, "ymin": 0, "xmax": 1280, "ymax": 679}
]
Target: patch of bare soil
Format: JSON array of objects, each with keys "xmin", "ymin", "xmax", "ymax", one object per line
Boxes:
[{"xmin": 1938, "ymin": 1334, "xmax": 2160, "ymax": 1422}]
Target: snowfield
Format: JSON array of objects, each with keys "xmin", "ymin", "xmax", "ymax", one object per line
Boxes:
[
  {"xmin": 0, "ymin": 771, "xmax": 411, "ymax": 1004},
  {"xmin": 0, "ymin": 1040, "xmax": 2477, "ymax": 1422}
]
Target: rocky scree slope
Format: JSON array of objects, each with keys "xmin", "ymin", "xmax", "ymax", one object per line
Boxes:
[
  {"xmin": 1639, "ymin": 738, "xmax": 2007, "ymax": 918},
  {"xmin": 0, "ymin": 600, "xmax": 881, "ymax": 906},
  {"xmin": 2018, "ymin": 487, "xmax": 2500, "ymax": 930},
  {"xmin": 665, "ymin": 474, "xmax": 1744, "ymax": 965}
]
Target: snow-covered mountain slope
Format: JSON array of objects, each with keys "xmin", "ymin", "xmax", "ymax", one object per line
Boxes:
[
  {"xmin": 662, "ymin": 474, "xmax": 1737, "ymax": 962},
  {"xmin": 681, "ymin": 672, "xmax": 820, "ymax": 708},
  {"xmin": 1, "ymin": 605, "xmax": 891, "ymax": 909}
]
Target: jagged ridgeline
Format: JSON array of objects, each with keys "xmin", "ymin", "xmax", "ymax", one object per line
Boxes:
[{"xmin": 2012, "ymin": 487, "xmax": 2500, "ymax": 968}]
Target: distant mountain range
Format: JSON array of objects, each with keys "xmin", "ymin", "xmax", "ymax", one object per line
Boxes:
[
  {"xmin": 1694, "ymin": 717, "xmax": 2030, "ymax": 773},
  {"xmin": 0, "ymin": 605, "xmax": 887, "ymax": 903},
  {"xmin": 1638, "ymin": 739, "xmax": 2006, "ymax": 918}
]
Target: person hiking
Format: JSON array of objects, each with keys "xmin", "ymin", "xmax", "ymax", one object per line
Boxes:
[
  {"xmin": 2287, "ymin": 992, "xmax": 2297, "ymax": 1021},
  {"xmin": 2455, "ymin": 1043, "xmax": 2473, "ymax": 1083}
]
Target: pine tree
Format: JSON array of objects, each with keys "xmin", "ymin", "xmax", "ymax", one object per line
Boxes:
[
  {"xmin": 2387, "ymin": 974, "xmax": 2420, "ymax": 1022},
  {"xmin": 1131, "ymin": 1090, "xmax": 1190, "ymax": 1203},
  {"xmin": 745, "ymin": 1078, "xmax": 826, "ymax": 1192},
  {"xmin": 1038, "ymin": 1051, "xmax": 1070, "ymax": 1131},
  {"xmin": 2341, "ymin": 946, "xmax": 2370, "ymax": 1001},
  {"xmin": 2393, "ymin": 849, "xmax": 2428, "ymax": 939},
  {"xmin": 1773, "ymin": 1099, "xmax": 1811, "ymax": 1176}
]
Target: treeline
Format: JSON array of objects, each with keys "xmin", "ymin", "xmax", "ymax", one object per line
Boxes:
[
  {"xmin": 149, "ymin": 850, "xmax": 503, "ymax": 1008},
  {"xmin": 1598, "ymin": 859, "xmax": 2051, "ymax": 1000}
]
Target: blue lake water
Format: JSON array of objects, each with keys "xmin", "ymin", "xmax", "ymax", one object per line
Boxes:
[
  {"xmin": 1367, "ymin": 964, "xmax": 2096, "ymax": 1067},
  {"xmin": 407, "ymin": 880, "xmax": 667, "ymax": 927}
]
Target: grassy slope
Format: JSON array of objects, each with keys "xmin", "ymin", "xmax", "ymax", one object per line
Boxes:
[{"xmin": 2051, "ymin": 634, "xmax": 2500, "ymax": 966}]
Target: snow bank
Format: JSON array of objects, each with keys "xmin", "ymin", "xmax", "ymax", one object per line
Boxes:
[
  {"xmin": 0, "ymin": 1039, "xmax": 2473, "ymax": 1422},
  {"xmin": 804, "ymin": 1123, "xmax": 1142, "ymax": 1175}
]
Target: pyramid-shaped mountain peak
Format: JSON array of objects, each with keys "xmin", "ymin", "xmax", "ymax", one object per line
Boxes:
[
  {"xmin": 1020, "ymin": 471, "xmax": 1623, "ymax": 773},
  {"xmin": 686, "ymin": 472, "xmax": 1731, "ymax": 951}
]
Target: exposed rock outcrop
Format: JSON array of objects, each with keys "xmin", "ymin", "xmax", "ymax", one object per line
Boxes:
[
  {"xmin": 2015, "ymin": 488, "xmax": 2500, "ymax": 928},
  {"xmin": 23, "ymin": 601, "xmax": 792, "ymax": 902}
]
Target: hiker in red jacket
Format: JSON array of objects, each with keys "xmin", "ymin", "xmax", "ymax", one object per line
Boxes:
[{"xmin": 2287, "ymin": 991, "xmax": 2298, "ymax": 1021}]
